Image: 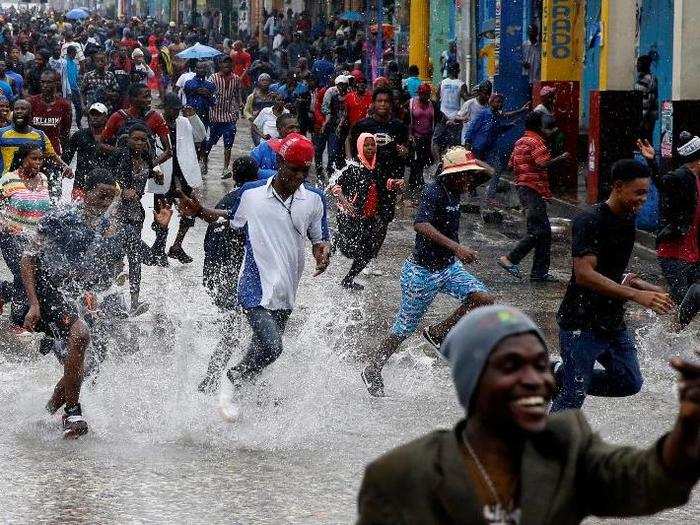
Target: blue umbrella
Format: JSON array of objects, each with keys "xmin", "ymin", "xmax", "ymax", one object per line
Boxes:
[
  {"xmin": 339, "ymin": 10, "xmax": 364, "ymax": 22},
  {"xmin": 65, "ymin": 8, "xmax": 89, "ymax": 20},
  {"xmin": 176, "ymin": 42, "xmax": 223, "ymax": 59}
]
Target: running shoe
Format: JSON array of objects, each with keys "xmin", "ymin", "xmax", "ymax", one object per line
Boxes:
[
  {"xmin": 361, "ymin": 268, "xmax": 372, "ymax": 276},
  {"xmin": 219, "ymin": 369, "xmax": 245, "ymax": 422},
  {"xmin": 361, "ymin": 365, "xmax": 385, "ymax": 397},
  {"xmin": 168, "ymin": 246, "xmax": 193, "ymax": 264},
  {"xmin": 62, "ymin": 414, "xmax": 88, "ymax": 439},
  {"xmin": 422, "ymin": 326, "xmax": 442, "ymax": 351},
  {"xmin": 341, "ymin": 279, "xmax": 364, "ymax": 291}
]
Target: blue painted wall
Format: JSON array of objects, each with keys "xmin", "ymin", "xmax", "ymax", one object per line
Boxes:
[
  {"xmin": 638, "ymin": 0, "xmax": 674, "ymax": 146},
  {"xmin": 581, "ymin": 0, "xmax": 601, "ymax": 131}
]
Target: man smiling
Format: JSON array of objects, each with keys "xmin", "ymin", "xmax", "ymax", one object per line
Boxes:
[{"xmin": 358, "ymin": 305, "xmax": 700, "ymax": 524}]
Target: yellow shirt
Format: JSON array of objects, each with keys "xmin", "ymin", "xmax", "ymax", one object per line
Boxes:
[{"xmin": 0, "ymin": 126, "xmax": 55, "ymax": 173}]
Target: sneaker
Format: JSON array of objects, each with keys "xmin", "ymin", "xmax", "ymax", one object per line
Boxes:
[
  {"xmin": 168, "ymin": 246, "xmax": 193, "ymax": 264},
  {"xmin": 530, "ymin": 273, "xmax": 560, "ymax": 283},
  {"xmin": 422, "ymin": 326, "xmax": 442, "ymax": 351},
  {"xmin": 219, "ymin": 369, "xmax": 244, "ymax": 422},
  {"xmin": 370, "ymin": 269, "xmax": 384, "ymax": 276},
  {"xmin": 62, "ymin": 414, "xmax": 88, "ymax": 439},
  {"xmin": 361, "ymin": 365, "xmax": 385, "ymax": 397},
  {"xmin": 341, "ymin": 279, "xmax": 364, "ymax": 291},
  {"xmin": 221, "ymin": 169, "xmax": 233, "ymax": 180},
  {"xmin": 361, "ymin": 268, "xmax": 372, "ymax": 276}
]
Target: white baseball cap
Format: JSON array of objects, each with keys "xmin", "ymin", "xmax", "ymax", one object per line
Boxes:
[
  {"xmin": 88, "ymin": 102, "xmax": 109, "ymax": 114},
  {"xmin": 335, "ymin": 74, "xmax": 349, "ymax": 85},
  {"xmin": 131, "ymin": 48, "xmax": 144, "ymax": 58}
]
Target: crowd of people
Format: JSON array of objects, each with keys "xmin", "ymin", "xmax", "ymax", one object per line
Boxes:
[{"xmin": 0, "ymin": 5, "xmax": 698, "ymax": 523}]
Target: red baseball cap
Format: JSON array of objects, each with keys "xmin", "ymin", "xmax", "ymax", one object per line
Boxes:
[{"xmin": 270, "ymin": 132, "xmax": 315, "ymax": 168}]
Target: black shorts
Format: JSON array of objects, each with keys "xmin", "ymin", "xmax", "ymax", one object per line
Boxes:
[{"xmin": 11, "ymin": 276, "xmax": 79, "ymax": 339}]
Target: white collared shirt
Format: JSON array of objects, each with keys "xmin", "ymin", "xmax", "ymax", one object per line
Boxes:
[{"xmin": 228, "ymin": 177, "xmax": 329, "ymax": 310}]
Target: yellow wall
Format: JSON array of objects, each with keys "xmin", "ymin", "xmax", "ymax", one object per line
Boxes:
[{"xmin": 540, "ymin": 0, "xmax": 583, "ymax": 82}]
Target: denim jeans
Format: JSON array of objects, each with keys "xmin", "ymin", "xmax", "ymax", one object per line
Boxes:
[
  {"xmin": 484, "ymin": 149, "xmax": 504, "ymax": 199},
  {"xmin": 230, "ymin": 307, "xmax": 291, "ymax": 379},
  {"xmin": 326, "ymin": 131, "xmax": 341, "ymax": 174},
  {"xmin": 508, "ymin": 186, "xmax": 551, "ymax": 278},
  {"xmin": 71, "ymin": 90, "xmax": 83, "ymax": 128},
  {"xmin": 551, "ymin": 328, "xmax": 643, "ymax": 412}
]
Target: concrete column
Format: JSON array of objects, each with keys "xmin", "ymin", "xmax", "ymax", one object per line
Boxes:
[
  {"xmin": 672, "ymin": 0, "xmax": 700, "ymax": 100},
  {"xmin": 598, "ymin": 0, "xmax": 636, "ymax": 90},
  {"xmin": 459, "ymin": 0, "xmax": 474, "ymax": 87},
  {"xmin": 408, "ymin": 0, "xmax": 430, "ymax": 80}
]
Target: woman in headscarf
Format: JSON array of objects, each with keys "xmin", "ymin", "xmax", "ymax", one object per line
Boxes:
[{"xmin": 332, "ymin": 133, "xmax": 402, "ymax": 290}]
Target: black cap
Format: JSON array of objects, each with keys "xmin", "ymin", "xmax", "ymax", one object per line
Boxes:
[{"xmin": 162, "ymin": 93, "xmax": 183, "ymax": 111}]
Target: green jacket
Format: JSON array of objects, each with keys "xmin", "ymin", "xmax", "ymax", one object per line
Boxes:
[{"xmin": 357, "ymin": 411, "xmax": 696, "ymax": 524}]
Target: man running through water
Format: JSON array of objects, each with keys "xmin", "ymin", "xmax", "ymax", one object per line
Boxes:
[
  {"xmin": 362, "ymin": 147, "xmax": 495, "ymax": 397},
  {"xmin": 552, "ymin": 159, "xmax": 675, "ymax": 411},
  {"xmin": 19, "ymin": 169, "xmax": 123, "ymax": 438},
  {"xmin": 178, "ymin": 133, "xmax": 330, "ymax": 419}
]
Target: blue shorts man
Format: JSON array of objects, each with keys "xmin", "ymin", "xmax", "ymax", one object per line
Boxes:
[{"xmin": 361, "ymin": 147, "xmax": 495, "ymax": 397}]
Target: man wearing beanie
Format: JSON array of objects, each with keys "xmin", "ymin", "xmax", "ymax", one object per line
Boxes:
[
  {"xmin": 361, "ymin": 147, "xmax": 495, "ymax": 397},
  {"xmin": 178, "ymin": 132, "xmax": 330, "ymax": 420},
  {"xmin": 358, "ymin": 305, "xmax": 700, "ymax": 524},
  {"xmin": 552, "ymin": 158, "xmax": 674, "ymax": 412}
]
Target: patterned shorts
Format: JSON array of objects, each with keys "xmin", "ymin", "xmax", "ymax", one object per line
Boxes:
[{"xmin": 391, "ymin": 259, "xmax": 488, "ymax": 338}]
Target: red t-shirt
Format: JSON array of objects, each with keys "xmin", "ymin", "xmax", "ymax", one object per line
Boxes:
[
  {"xmin": 657, "ymin": 175, "xmax": 700, "ymax": 263},
  {"xmin": 101, "ymin": 107, "xmax": 170, "ymax": 145},
  {"xmin": 230, "ymin": 50, "xmax": 252, "ymax": 87},
  {"xmin": 345, "ymin": 91, "xmax": 373, "ymax": 127},
  {"xmin": 28, "ymin": 95, "xmax": 72, "ymax": 156},
  {"xmin": 509, "ymin": 131, "xmax": 552, "ymax": 199}
]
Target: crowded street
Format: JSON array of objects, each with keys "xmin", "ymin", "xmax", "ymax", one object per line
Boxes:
[{"xmin": 0, "ymin": 1, "xmax": 699, "ymax": 524}]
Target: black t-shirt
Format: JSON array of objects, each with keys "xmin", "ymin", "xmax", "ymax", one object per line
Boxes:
[
  {"xmin": 557, "ymin": 203, "xmax": 636, "ymax": 332},
  {"xmin": 412, "ymin": 181, "xmax": 461, "ymax": 271},
  {"xmin": 350, "ymin": 116, "xmax": 408, "ymax": 221}
]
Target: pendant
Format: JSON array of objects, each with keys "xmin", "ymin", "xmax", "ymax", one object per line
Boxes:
[{"xmin": 482, "ymin": 503, "xmax": 520, "ymax": 525}]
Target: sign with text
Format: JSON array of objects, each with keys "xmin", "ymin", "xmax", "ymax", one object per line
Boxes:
[{"xmin": 541, "ymin": 0, "xmax": 583, "ymax": 81}]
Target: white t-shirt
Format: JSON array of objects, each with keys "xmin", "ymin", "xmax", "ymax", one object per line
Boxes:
[
  {"xmin": 176, "ymin": 71, "xmax": 197, "ymax": 104},
  {"xmin": 60, "ymin": 41, "xmax": 84, "ymax": 61},
  {"xmin": 458, "ymin": 98, "xmax": 486, "ymax": 142},
  {"xmin": 253, "ymin": 106, "xmax": 289, "ymax": 138},
  {"xmin": 229, "ymin": 177, "xmax": 329, "ymax": 310},
  {"xmin": 440, "ymin": 78, "xmax": 464, "ymax": 119}
]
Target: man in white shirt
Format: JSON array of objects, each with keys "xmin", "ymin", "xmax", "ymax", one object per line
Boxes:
[
  {"xmin": 455, "ymin": 80, "xmax": 492, "ymax": 144},
  {"xmin": 175, "ymin": 59, "xmax": 198, "ymax": 104},
  {"xmin": 434, "ymin": 62, "xmax": 468, "ymax": 155},
  {"xmin": 252, "ymin": 94, "xmax": 289, "ymax": 140},
  {"xmin": 179, "ymin": 133, "xmax": 330, "ymax": 420}
]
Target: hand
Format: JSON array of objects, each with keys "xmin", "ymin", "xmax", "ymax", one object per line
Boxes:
[
  {"xmin": 154, "ymin": 203, "xmax": 173, "ymax": 227},
  {"xmin": 177, "ymin": 190, "xmax": 202, "ymax": 217},
  {"xmin": 331, "ymin": 184, "xmax": 343, "ymax": 198},
  {"xmin": 182, "ymin": 106, "xmax": 195, "ymax": 117},
  {"xmin": 455, "ymin": 245, "xmax": 478, "ymax": 265},
  {"xmin": 152, "ymin": 166, "xmax": 164, "ymax": 185},
  {"xmin": 62, "ymin": 166, "xmax": 74, "ymax": 178},
  {"xmin": 23, "ymin": 303, "xmax": 40, "ymax": 331},
  {"xmin": 636, "ymin": 138, "xmax": 655, "ymax": 161},
  {"xmin": 632, "ymin": 290, "xmax": 675, "ymax": 315},
  {"xmin": 312, "ymin": 243, "xmax": 330, "ymax": 276}
]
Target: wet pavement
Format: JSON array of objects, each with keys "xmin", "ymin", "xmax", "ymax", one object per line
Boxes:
[{"xmin": 0, "ymin": 119, "xmax": 698, "ymax": 523}]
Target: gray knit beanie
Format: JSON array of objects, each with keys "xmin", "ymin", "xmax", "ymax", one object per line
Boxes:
[{"xmin": 440, "ymin": 305, "xmax": 547, "ymax": 411}]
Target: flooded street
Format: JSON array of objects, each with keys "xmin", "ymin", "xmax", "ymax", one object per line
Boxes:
[{"xmin": 1, "ymin": 121, "xmax": 698, "ymax": 524}]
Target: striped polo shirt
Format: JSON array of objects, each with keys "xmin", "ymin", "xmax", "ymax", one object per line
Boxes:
[
  {"xmin": 0, "ymin": 170, "xmax": 51, "ymax": 236},
  {"xmin": 209, "ymin": 72, "xmax": 242, "ymax": 123},
  {"xmin": 0, "ymin": 125, "xmax": 56, "ymax": 174}
]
